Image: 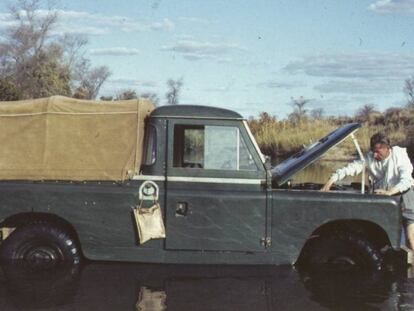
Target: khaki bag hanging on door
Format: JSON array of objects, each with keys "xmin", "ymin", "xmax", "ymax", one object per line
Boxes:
[{"xmin": 133, "ymin": 200, "xmax": 166, "ymax": 244}]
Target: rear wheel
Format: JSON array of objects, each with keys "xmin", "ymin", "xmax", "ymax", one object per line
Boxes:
[
  {"xmin": 300, "ymin": 232, "xmax": 383, "ymax": 271},
  {"xmin": 0, "ymin": 223, "xmax": 81, "ymax": 269}
]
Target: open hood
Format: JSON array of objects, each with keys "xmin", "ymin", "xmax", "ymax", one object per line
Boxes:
[{"xmin": 271, "ymin": 123, "xmax": 361, "ymax": 186}]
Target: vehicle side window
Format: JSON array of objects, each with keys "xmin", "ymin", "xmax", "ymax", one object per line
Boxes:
[
  {"xmin": 173, "ymin": 125, "xmax": 257, "ymax": 171},
  {"xmin": 142, "ymin": 125, "xmax": 157, "ymax": 165}
]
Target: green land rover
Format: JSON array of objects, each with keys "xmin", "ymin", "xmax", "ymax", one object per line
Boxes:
[{"xmin": 0, "ymin": 96, "xmax": 405, "ymax": 270}]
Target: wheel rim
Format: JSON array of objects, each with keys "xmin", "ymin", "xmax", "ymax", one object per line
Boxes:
[
  {"xmin": 328, "ymin": 256, "xmax": 357, "ymax": 266},
  {"xmin": 26, "ymin": 246, "xmax": 59, "ymax": 263},
  {"xmin": 15, "ymin": 240, "xmax": 64, "ymax": 268},
  {"xmin": 325, "ymin": 251, "xmax": 372, "ymax": 271},
  {"xmin": 327, "ymin": 255, "xmax": 358, "ymax": 270}
]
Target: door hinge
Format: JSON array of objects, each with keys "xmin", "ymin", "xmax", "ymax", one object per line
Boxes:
[{"xmin": 261, "ymin": 237, "xmax": 271, "ymax": 248}]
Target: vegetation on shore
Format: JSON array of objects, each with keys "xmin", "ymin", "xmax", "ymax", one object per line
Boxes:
[{"xmin": 248, "ymin": 99, "xmax": 414, "ymax": 161}]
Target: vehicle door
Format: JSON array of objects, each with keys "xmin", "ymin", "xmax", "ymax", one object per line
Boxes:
[{"xmin": 165, "ymin": 119, "xmax": 267, "ymax": 252}]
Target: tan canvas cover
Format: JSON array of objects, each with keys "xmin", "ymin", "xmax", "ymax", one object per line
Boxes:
[{"xmin": 0, "ymin": 96, "xmax": 154, "ymax": 181}]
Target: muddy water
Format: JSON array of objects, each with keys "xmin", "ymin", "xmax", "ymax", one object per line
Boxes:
[
  {"xmin": 0, "ymin": 263, "xmax": 414, "ymax": 310},
  {"xmin": 278, "ymin": 160, "xmax": 360, "ymax": 184}
]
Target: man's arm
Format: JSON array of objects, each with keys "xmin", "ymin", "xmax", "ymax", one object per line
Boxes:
[{"xmin": 321, "ymin": 159, "xmax": 365, "ymax": 192}]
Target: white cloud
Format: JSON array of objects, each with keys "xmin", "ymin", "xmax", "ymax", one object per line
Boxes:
[
  {"xmin": 369, "ymin": 0, "xmax": 414, "ymax": 14},
  {"xmin": 161, "ymin": 39, "xmax": 244, "ymax": 61},
  {"xmin": 314, "ymin": 79, "xmax": 402, "ymax": 94},
  {"xmin": 257, "ymin": 81, "xmax": 307, "ymax": 89},
  {"xmin": 179, "ymin": 17, "xmax": 215, "ymax": 24},
  {"xmin": 217, "ymin": 57, "xmax": 233, "ymax": 64},
  {"xmin": 311, "ymin": 96, "xmax": 368, "ymax": 116},
  {"xmin": 0, "ymin": 13, "xmax": 16, "ymax": 29},
  {"xmin": 174, "ymin": 34, "xmax": 195, "ymax": 40},
  {"xmin": 53, "ymin": 25, "xmax": 109, "ymax": 36},
  {"xmin": 60, "ymin": 10, "xmax": 175, "ymax": 33},
  {"xmin": 284, "ymin": 52, "xmax": 414, "ymax": 97},
  {"xmin": 89, "ymin": 47, "xmax": 140, "ymax": 56},
  {"xmin": 108, "ymin": 78, "xmax": 157, "ymax": 88},
  {"xmin": 284, "ymin": 52, "xmax": 414, "ymax": 80},
  {"xmin": 205, "ymin": 86, "xmax": 229, "ymax": 92},
  {"xmin": 0, "ymin": 10, "xmax": 110, "ymax": 36},
  {"xmin": 149, "ymin": 18, "xmax": 175, "ymax": 31},
  {"xmin": 0, "ymin": 9, "xmax": 175, "ymax": 35},
  {"xmin": 119, "ymin": 18, "xmax": 175, "ymax": 32}
]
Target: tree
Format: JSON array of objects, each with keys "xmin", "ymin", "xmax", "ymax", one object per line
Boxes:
[
  {"xmin": 0, "ymin": 0, "xmax": 110, "ymax": 99},
  {"xmin": 166, "ymin": 78, "xmax": 183, "ymax": 105},
  {"xmin": 310, "ymin": 108, "xmax": 324, "ymax": 120},
  {"xmin": 288, "ymin": 96, "xmax": 309, "ymax": 124},
  {"xmin": 258, "ymin": 112, "xmax": 277, "ymax": 123},
  {"xmin": 355, "ymin": 104, "xmax": 377, "ymax": 123},
  {"xmin": 115, "ymin": 89, "xmax": 138, "ymax": 100},
  {"xmin": 72, "ymin": 87, "xmax": 89, "ymax": 99},
  {"xmin": 75, "ymin": 66, "xmax": 111, "ymax": 100},
  {"xmin": 404, "ymin": 77, "xmax": 414, "ymax": 108},
  {"xmin": 58, "ymin": 33, "xmax": 111, "ymax": 98},
  {"xmin": 141, "ymin": 92, "xmax": 160, "ymax": 106},
  {"xmin": 0, "ymin": 0, "xmax": 69, "ymax": 98},
  {"xmin": 19, "ymin": 52, "xmax": 72, "ymax": 98},
  {"xmin": 100, "ymin": 95, "xmax": 113, "ymax": 101},
  {"xmin": 0, "ymin": 78, "xmax": 21, "ymax": 101}
]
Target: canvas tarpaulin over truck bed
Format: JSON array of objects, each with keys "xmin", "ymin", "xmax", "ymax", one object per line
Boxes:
[{"xmin": 0, "ymin": 96, "xmax": 154, "ymax": 181}]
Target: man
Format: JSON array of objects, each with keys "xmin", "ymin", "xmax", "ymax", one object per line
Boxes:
[{"xmin": 321, "ymin": 132, "xmax": 414, "ymax": 249}]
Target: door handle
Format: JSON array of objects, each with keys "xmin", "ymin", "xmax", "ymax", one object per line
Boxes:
[{"xmin": 176, "ymin": 202, "xmax": 188, "ymax": 217}]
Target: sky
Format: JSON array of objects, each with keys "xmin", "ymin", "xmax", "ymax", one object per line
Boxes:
[{"xmin": 1, "ymin": 0, "xmax": 414, "ymax": 118}]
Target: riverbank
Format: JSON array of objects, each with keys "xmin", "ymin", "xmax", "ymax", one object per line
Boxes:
[{"xmin": 248, "ymin": 112, "xmax": 414, "ymax": 160}]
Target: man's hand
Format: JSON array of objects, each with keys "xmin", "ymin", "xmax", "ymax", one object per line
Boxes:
[
  {"xmin": 374, "ymin": 187, "xmax": 399, "ymax": 196},
  {"xmin": 374, "ymin": 189, "xmax": 392, "ymax": 196},
  {"xmin": 321, "ymin": 179, "xmax": 335, "ymax": 192}
]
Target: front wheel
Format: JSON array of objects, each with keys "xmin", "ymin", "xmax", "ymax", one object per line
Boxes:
[
  {"xmin": 299, "ymin": 232, "xmax": 383, "ymax": 271},
  {"xmin": 0, "ymin": 223, "xmax": 81, "ymax": 269}
]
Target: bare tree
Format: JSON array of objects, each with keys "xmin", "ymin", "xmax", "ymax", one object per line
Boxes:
[
  {"xmin": 115, "ymin": 89, "xmax": 138, "ymax": 100},
  {"xmin": 258, "ymin": 112, "xmax": 277, "ymax": 123},
  {"xmin": 404, "ymin": 77, "xmax": 414, "ymax": 108},
  {"xmin": 6, "ymin": 0, "xmax": 58, "ymax": 62},
  {"xmin": 59, "ymin": 34, "xmax": 88, "ymax": 70},
  {"xmin": 166, "ymin": 78, "xmax": 183, "ymax": 105},
  {"xmin": 141, "ymin": 92, "xmax": 160, "ymax": 106},
  {"xmin": 358, "ymin": 104, "xmax": 375, "ymax": 115},
  {"xmin": 310, "ymin": 108, "xmax": 324, "ymax": 120},
  {"xmin": 77, "ymin": 66, "xmax": 111, "ymax": 99},
  {"xmin": 288, "ymin": 96, "xmax": 309, "ymax": 124},
  {"xmin": 355, "ymin": 104, "xmax": 376, "ymax": 120}
]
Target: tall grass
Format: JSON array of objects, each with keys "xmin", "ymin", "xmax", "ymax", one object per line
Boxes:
[{"xmin": 248, "ymin": 113, "xmax": 412, "ymax": 161}]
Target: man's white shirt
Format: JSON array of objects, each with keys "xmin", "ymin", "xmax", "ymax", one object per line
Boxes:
[{"xmin": 330, "ymin": 146, "xmax": 414, "ymax": 193}]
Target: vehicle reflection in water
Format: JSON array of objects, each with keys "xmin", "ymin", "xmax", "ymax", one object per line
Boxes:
[{"xmin": 1, "ymin": 262, "xmax": 414, "ymax": 310}]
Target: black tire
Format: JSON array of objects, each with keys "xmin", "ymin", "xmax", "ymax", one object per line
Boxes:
[
  {"xmin": 300, "ymin": 232, "xmax": 383, "ymax": 271},
  {"xmin": 0, "ymin": 223, "xmax": 81, "ymax": 269}
]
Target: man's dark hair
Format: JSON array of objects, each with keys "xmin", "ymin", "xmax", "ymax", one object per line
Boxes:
[{"xmin": 370, "ymin": 132, "xmax": 391, "ymax": 150}]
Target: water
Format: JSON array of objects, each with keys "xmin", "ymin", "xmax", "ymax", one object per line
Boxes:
[
  {"xmin": 0, "ymin": 262, "xmax": 414, "ymax": 310},
  {"xmin": 285, "ymin": 160, "xmax": 361, "ymax": 184}
]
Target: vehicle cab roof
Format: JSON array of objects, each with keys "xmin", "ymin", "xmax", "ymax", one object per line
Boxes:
[{"xmin": 150, "ymin": 105, "xmax": 243, "ymax": 120}]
